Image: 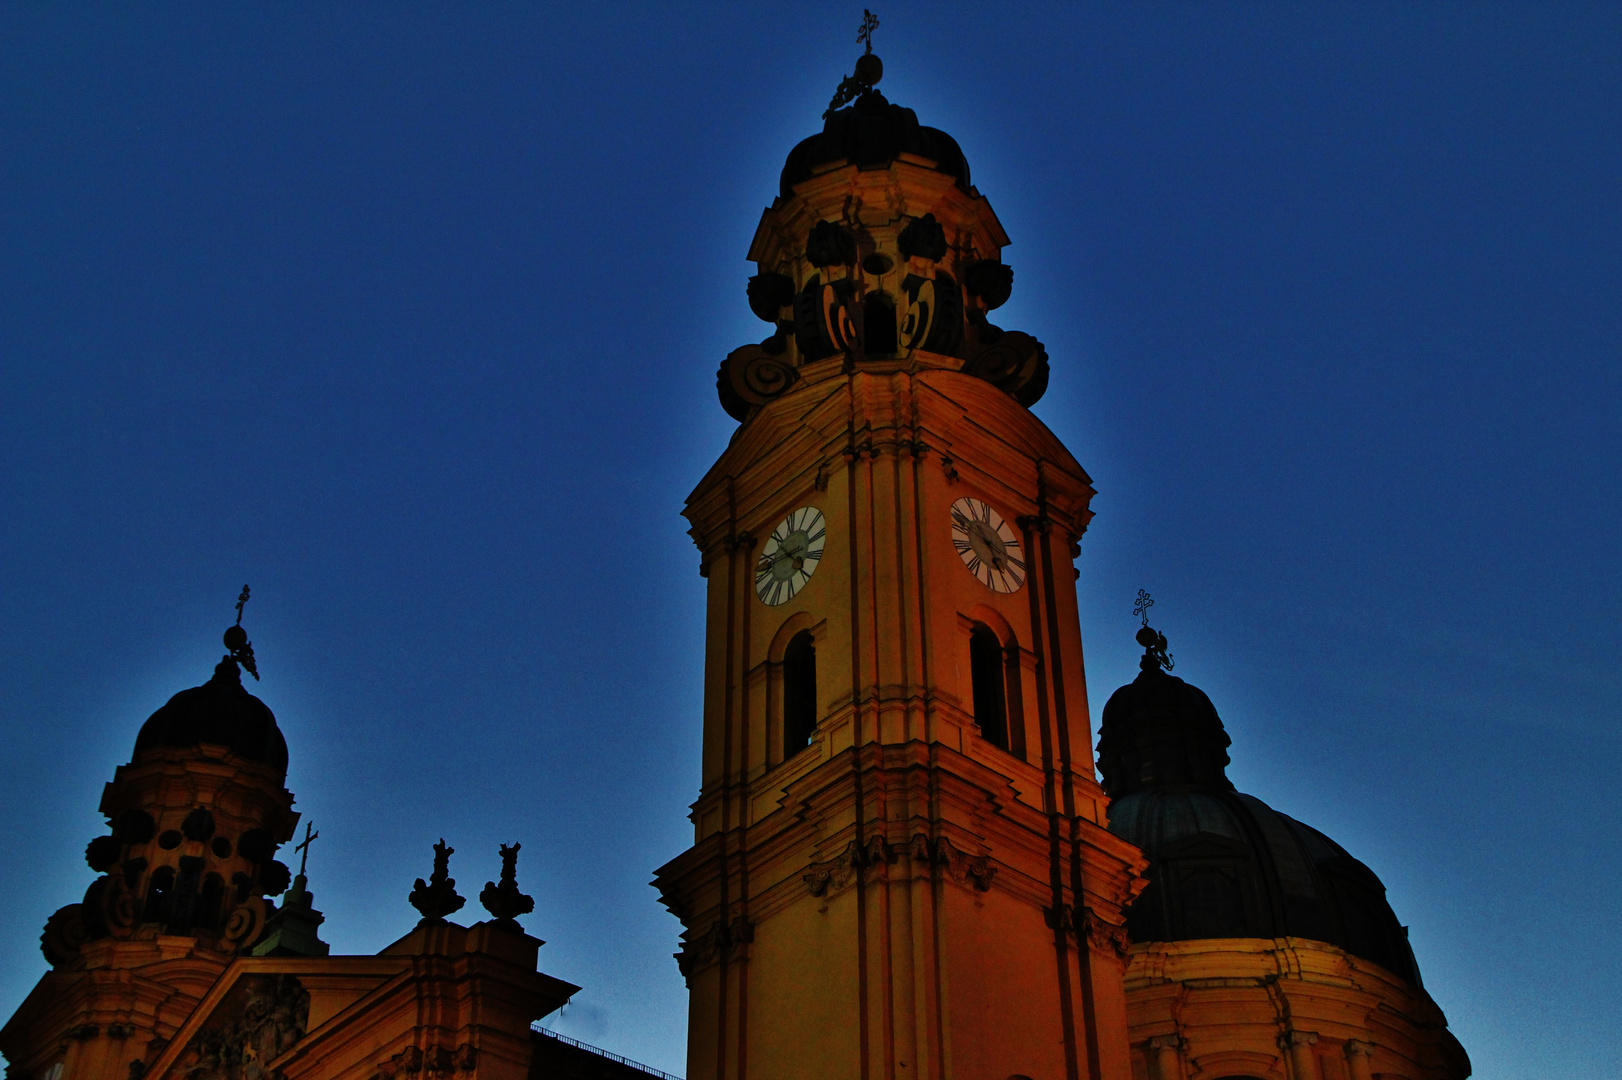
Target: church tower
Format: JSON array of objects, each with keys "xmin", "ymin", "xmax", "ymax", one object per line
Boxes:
[{"xmin": 654, "ymin": 39, "xmax": 1145, "ymax": 1080}]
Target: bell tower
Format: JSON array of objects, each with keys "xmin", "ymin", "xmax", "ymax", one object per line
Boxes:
[{"xmin": 655, "ymin": 35, "xmax": 1145, "ymax": 1080}]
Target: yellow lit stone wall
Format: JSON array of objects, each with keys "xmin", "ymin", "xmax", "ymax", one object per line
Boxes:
[{"xmin": 1124, "ymin": 937, "xmax": 1469, "ymax": 1080}]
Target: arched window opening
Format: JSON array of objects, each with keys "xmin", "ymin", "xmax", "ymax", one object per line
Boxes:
[
  {"xmin": 864, "ymin": 292, "xmax": 897, "ymax": 356},
  {"xmin": 198, "ymin": 872, "xmax": 226, "ymax": 934},
  {"xmin": 970, "ymin": 623, "xmax": 1009, "ymax": 750},
  {"xmin": 783, "ymin": 630, "xmax": 818, "ymax": 759},
  {"xmin": 143, "ymin": 866, "xmax": 175, "ymax": 926}
]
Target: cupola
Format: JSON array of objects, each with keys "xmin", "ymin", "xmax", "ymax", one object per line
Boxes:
[
  {"xmin": 715, "ymin": 32, "xmax": 1049, "ymax": 423},
  {"xmin": 1100, "ymin": 607, "xmax": 1423, "ymax": 986},
  {"xmin": 41, "ymin": 590, "xmax": 301, "ymax": 967}
]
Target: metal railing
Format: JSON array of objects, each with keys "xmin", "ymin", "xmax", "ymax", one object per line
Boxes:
[{"xmin": 531, "ymin": 1025, "xmax": 684, "ymax": 1080}]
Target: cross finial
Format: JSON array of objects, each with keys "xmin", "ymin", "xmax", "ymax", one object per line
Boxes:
[
  {"xmin": 857, "ymin": 9, "xmax": 880, "ymax": 54},
  {"xmin": 1133, "ymin": 590, "xmax": 1174, "ymax": 672},
  {"xmin": 824, "ymin": 10, "xmax": 885, "ymax": 119},
  {"xmin": 222, "ymin": 585, "xmax": 260, "ymax": 680},
  {"xmin": 294, "ymin": 821, "xmax": 320, "ymax": 879}
]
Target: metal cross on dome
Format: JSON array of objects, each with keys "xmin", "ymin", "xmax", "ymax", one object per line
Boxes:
[
  {"xmin": 294, "ymin": 821, "xmax": 319, "ymax": 878},
  {"xmin": 857, "ymin": 9, "xmax": 879, "ymax": 53},
  {"xmin": 1133, "ymin": 589, "xmax": 1154, "ymax": 627}
]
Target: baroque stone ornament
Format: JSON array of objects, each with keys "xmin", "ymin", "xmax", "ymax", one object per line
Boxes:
[
  {"xmin": 793, "ymin": 274, "xmax": 858, "ymax": 362},
  {"xmin": 674, "ymin": 915, "xmax": 754, "ymax": 982},
  {"xmin": 1081, "ymin": 906, "xmax": 1132, "ymax": 969},
  {"xmin": 747, "ymin": 272, "xmax": 796, "ymax": 322},
  {"xmin": 719, "ymin": 342, "xmax": 800, "ymax": 420},
  {"xmin": 806, "ymin": 219, "xmax": 857, "ymax": 267},
  {"xmin": 171, "ymin": 974, "xmax": 309, "ymax": 1080},
  {"xmin": 964, "ymin": 260, "xmax": 1014, "ymax": 310},
  {"xmin": 408, "ymin": 839, "xmax": 466, "ymax": 925},
  {"xmin": 962, "ymin": 326, "xmax": 1049, "ymax": 407},
  {"xmin": 897, "ymin": 213, "xmax": 949, "ymax": 262},
  {"xmin": 803, "ymin": 836, "xmax": 896, "ymax": 898},
  {"xmin": 377, "ymin": 1043, "xmax": 477, "ymax": 1078},
  {"xmin": 479, "ymin": 842, "xmax": 535, "ymax": 926},
  {"xmin": 905, "ymin": 834, "xmax": 997, "ymax": 892}
]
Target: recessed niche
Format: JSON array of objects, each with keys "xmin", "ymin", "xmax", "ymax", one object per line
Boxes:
[{"xmin": 861, "ymin": 253, "xmax": 894, "ymax": 275}]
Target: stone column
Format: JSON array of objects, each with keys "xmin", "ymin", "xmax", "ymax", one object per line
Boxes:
[
  {"xmin": 1344, "ymin": 1039, "xmax": 1375, "ymax": 1080},
  {"xmin": 1148, "ymin": 1035, "xmax": 1182, "ymax": 1080},
  {"xmin": 1282, "ymin": 1031, "xmax": 1319, "ymax": 1080}
]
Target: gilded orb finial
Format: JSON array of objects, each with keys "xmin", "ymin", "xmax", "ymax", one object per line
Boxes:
[
  {"xmin": 222, "ymin": 584, "xmax": 260, "ymax": 680},
  {"xmin": 1133, "ymin": 590, "xmax": 1174, "ymax": 672},
  {"xmin": 824, "ymin": 10, "xmax": 884, "ymax": 119}
]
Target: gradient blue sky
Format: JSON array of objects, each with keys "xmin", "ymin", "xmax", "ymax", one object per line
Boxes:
[{"xmin": 2, "ymin": 5, "xmax": 1618, "ymax": 1077}]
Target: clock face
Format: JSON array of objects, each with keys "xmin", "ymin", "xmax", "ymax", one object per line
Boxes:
[
  {"xmin": 950, "ymin": 497, "xmax": 1026, "ymax": 593},
  {"xmin": 755, "ymin": 506, "xmax": 826, "ymax": 606}
]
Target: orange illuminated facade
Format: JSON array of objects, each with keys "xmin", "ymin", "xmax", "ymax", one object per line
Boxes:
[
  {"xmin": 654, "ymin": 46, "xmax": 1469, "ymax": 1080},
  {"xmin": 4, "ymin": 43, "xmax": 1468, "ymax": 1080}
]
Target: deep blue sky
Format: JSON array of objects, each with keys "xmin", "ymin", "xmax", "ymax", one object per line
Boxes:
[{"xmin": 2, "ymin": 5, "xmax": 1618, "ymax": 1077}]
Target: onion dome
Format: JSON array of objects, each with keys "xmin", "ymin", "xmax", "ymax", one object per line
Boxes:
[
  {"xmin": 779, "ymin": 29, "xmax": 969, "ymax": 200},
  {"xmin": 780, "ymin": 88, "xmax": 971, "ymax": 200},
  {"xmin": 132, "ymin": 605, "xmax": 288, "ymax": 779},
  {"xmin": 1099, "ymin": 619, "xmax": 1422, "ymax": 986}
]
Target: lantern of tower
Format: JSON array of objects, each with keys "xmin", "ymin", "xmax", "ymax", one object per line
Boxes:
[
  {"xmin": 655, "ymin": 45, "xmax": 1146, "ymax": 1080},
  {"xmin": 1, "ymin": 612, "xmax": 308, "ymax": 1079}
]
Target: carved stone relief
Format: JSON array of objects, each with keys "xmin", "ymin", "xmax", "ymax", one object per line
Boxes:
[
  {"xmin": 1081, "ymin": 906, "xmax": 1132, "ymax": 969},
  {"xmin": 674, "ymin": 915, "xmax": 754, "ymax": 982},
  {"xmin": 170, "ymin": 974, "xmax": 309, "ymax": 1080},
  {"xmin": 374, "ymin": 1043, "xmax": 477, "ymax": 1079}
]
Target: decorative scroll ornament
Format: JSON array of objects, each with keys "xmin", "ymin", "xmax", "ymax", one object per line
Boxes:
[
  {"xmin": 41, "ymin": 903, "xmax": 90, "ymax": 968},
  {"xmin": 900, "ymin": 271, "xmax": 962, "ymax": 355},
  {"xmin": 794, "ymin": 274, "xmax": 858, "ymax": 361},
  {"xmin": 962, "ymin": 325, "xmax": 1049, "ymax": 406},
  {"xmin": 409, "ymin": 839, "xmax": 466, "ymax": 924},
  {"xmin": 723, "ymin": 343, "xmax": 799, "ymax": 405}
]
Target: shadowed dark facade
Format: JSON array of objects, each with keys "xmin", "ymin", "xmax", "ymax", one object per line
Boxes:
[
  {"xmin": 1100, "ymin": 632, "xmax": 1467, "ymax": 1079},
  {"xmin": 1098, "ymin": 652, "xmax": 1422, "ymax": 986}
]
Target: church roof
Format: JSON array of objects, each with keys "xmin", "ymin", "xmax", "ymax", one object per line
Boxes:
[
  {"xmin": 1099, "ymin": 632, "xmax": 1422, "ymax": 986},
  {"xmin": 133, "ymin": 655, "xmax": 289, "ymax": 779},
  {"xmin": 778, "ymin": 87, "xmax": 971, "ymax": 200}
]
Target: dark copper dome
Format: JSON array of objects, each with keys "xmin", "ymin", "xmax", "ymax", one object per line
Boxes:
[
  {"xmin": 133, "ymin": 658, "xmax": 288, "ymax": 779},
  {"xmin": 779, "ymin": 88, "xmax": 970, "ymax": 199},
  {"xmin": 1100, "ymin": 654, "xmax": 1422, "ymax": 986}
]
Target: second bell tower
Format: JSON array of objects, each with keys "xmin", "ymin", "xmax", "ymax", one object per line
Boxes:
[{"xmin": 655, "ymin": 44, "xmax": 1144, "ymax": 1080}]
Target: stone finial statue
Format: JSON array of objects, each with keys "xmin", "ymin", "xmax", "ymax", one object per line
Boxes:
[
  {"xmin": 479, "ymin": 842, "xmax": 535, "ymax": 927},
  {"xmin": 408, "ymin": 839, "xmax": 465, "ymax": 924}
]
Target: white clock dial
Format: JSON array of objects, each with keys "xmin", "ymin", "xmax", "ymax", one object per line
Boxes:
[
  {"xmin": 755, "ymin": 506, "xmax": 826, "ymax": 606},
  {"xmin": 950, "ymin": 497, "xmax": 1026, "ymax": 593}
]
